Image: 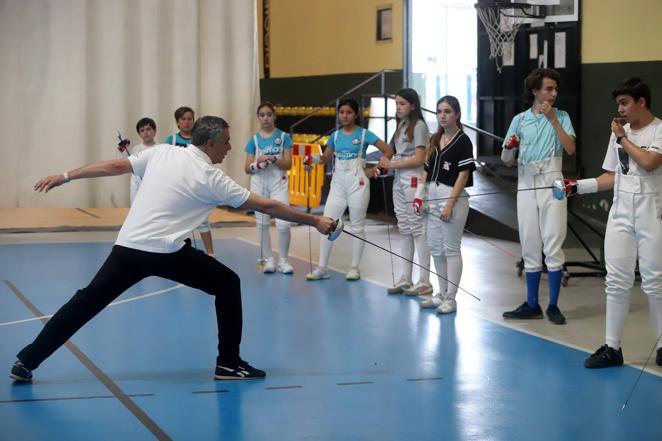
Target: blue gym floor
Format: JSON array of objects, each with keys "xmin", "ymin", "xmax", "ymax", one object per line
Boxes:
[{"xmin": 1, "ymin": 239, "xmax": 661, "ymax": 441}]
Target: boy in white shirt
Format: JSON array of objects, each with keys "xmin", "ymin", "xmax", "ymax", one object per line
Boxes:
[
  {"xmin": 558, "ymin": 77, "xmax": 662, "ymax": 368},
  {"xmin": 119, "ymin": 117, "xmax": 157, "ymax": 204}
]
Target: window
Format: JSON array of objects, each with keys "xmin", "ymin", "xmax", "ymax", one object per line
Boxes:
[
  {"xmin": 377, "ymin": 7, "xmax": 393, "ymax": 41},
  {"xmin": 407, "ymin": 0, "xmax": 477, "ymax": 124}
]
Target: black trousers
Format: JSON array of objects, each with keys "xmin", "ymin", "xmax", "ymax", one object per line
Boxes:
[{"xmin": 17, "ymin": 239, "xmax": 242, "ymax": 370}]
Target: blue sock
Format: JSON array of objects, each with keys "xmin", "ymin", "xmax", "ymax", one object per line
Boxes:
[
  {"xmin": 548, "ymin": 270, "xmax": 563, "ymax": 306},
  {"xmin": 526, "ymin": 271, "xmax": 541, "ymax": 308}
]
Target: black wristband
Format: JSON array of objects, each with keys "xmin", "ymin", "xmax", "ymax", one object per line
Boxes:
[{"xmin": 616, "ymin": 135, "xmax": 626, "ymax": 145}]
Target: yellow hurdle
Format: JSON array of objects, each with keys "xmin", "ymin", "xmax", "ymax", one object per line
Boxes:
[{"xmin": 288, "ymin": 143, "xmax": 325, "ymax": 209}]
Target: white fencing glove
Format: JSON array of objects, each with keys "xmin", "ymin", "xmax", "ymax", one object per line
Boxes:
[{"xmin": 249, "ymin": 160, "xmax": 270, "ymax": 174}]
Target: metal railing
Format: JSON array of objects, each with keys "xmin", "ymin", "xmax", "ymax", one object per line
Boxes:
[
  {"xmin": 289, "ymin": 69, "xmax": 398, "ymax": 144},
  {"xmin": 420, "ymin": 105, "xmax": 503, "ymax": 143},
  {"xmin": 287, "ymin": 68, "xmax": 504, "ymax": 145}
]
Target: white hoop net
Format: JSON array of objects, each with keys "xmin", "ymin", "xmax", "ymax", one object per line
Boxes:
[{"xmin": 476, "ymin": 5, "xmax": 527, "ymax": 73}]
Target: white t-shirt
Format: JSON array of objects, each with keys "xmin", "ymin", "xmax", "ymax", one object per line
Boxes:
[
  {"xmin": 128, "ymin": 143, "xmax": 153, "ymax": 203},
  {"xmin": 116, "ymin": 144, "xmax": 250, "ymax": 253},
  {"xmin": 602, "ymin": 117, "xmax": 662, "ymax": 177}
]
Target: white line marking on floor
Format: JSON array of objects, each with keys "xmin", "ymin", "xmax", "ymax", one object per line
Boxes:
[{"xmin": 0, "ymin": 284, "xmax": 184, "ymax": 328}]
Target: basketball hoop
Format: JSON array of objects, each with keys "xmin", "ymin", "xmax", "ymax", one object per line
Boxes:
[{"xmin": 475, "ymin": 1, "xmax": 546, "ymax": 73}]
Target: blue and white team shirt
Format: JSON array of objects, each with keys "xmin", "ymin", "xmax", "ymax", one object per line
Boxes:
[
  {"xmin": 244, "ymin": 129, "xmax": 293, "ymax": 157},
  {"xmin": 164, "ymin": 132, "xmax": 192, "ymax": 148},
  {"xmin": 503, "ymin": 108, "xmax": 575, "ymax": 163},
  {"xmin": 326, "ymin": 127, "xmax": 379, "ymax": 161}
]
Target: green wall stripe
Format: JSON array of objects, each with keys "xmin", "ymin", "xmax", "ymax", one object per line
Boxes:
[
  {"xmin": 260, "ymin": 71, "xmax": 404, "ymax": 106},
  {"xmin": 575, "ymin": 60, "xmax": 662, "ymax": 227}
]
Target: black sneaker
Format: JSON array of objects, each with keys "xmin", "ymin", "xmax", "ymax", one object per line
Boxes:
[
  {"xmin": 656, "ymin": 348, "xmax": 662, "ymax": 367},
  {"xmin": 546, "ymin": 305, "xmax": 566, "ymax": 325},
  {"xmin": 502, "ymin": 302, "xmax": 543, "ymax": 319},
  {"xmin": 215, "ymin": 358, "xmax": 266, "ymax": 380},
  {"xmin": 9, "ymin": 360, "xmax": 32, "ymax": 382},
  {"xmin": 584, "ymin": 345, "xmax": 624, "ymax": 368}
]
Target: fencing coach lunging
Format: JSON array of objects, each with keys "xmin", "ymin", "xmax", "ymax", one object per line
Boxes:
[{"xmin": 10, "ymin": 116, "xmax": 336, "ymax": 383}]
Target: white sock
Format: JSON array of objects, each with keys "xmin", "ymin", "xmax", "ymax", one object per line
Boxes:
[
  {"xmin": 400, "ymin": 235, "xmax": 414, "ymax": 282},
  {"xmin": 278, "ymin": 228, "xmax": 291, "ymax": 260},
  {"xmin": 319, "ymin": 204, "xmax": 346, "ymax": 270},
  {"xmin": 258, "ymin": 225, "xmax": 273, "ymax": 260},
  {"xmin": 445, "ymin": 254, "xmax": 463, "ymax": 301},
  {"xmin": 414, "ymin": 234, "xmax": 430, "ymax": 284},
  {"xmin": 605, "ymin": 294, "xmax": 629, "ymax": 349},
  {"xmin": 432, "ymin": 255, "xmax": 448, "ymax": 295},
  {"xmin": 318, "ymin": 234, "xmax": 333, "ymax": 269},
  {"xmin": 351, "ymin": 232, "xmax": 365, "ymax": 269},
  {"xmin": 648, "ymin": 295, "xmax": 662, "ymax": 348}
]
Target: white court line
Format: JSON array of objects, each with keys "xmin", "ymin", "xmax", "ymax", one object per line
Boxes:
[{"xmin": 0, "ymin": 284, "xmax": 184, "ymax": 328}]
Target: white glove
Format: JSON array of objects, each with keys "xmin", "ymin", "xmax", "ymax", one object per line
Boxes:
[{"xmin": 501, "ymin": 148, "xmax": 516, "ymax": 168}]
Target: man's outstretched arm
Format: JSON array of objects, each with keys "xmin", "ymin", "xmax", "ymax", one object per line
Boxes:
[
  {"xmin": 240, "ymin": 193, "xmax": 335, "ymax": 236},
  {"xmin": 34, "ymin": 159, "xmax": 133, "ymax": 193}
]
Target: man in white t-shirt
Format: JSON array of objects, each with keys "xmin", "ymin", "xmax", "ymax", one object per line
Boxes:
[
  {"xmin": 10, "ymin": 116, "xmax": 337, "ymax": 383},
  {"xmin": 557, "ymin": 77, "xmax": 662, "ymax": 368}
]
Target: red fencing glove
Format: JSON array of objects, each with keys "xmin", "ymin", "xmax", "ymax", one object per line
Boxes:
[
  {"xmin": 249, "ymin": 160, "xmax": 270, "ymax": 174},
  {"xmin": 504, "ymin": 134, "xmax": 520, "ymax": 150},
  {"xmin": 412, "ymin": 196, "xmax": 423, "ymax": 215}
]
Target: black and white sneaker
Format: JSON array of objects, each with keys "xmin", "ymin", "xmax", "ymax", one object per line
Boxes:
[
  {"xmin": 214, "ymin": 359, "xmax": 266, "ymax": 380},
  {"xmin": 9, "ymin": 360, "xmax": 32, "ymax": 382},
  {"xmin": 502, "ymin": 302, "xmax": 543, "ymax": 319},
  {"xmin": 584, "ymin": 345, "xmax": 624, "ymax": 368},
  {"xmin": 546, "ymin": 305, "xmax": 566, "ymax": 325}
]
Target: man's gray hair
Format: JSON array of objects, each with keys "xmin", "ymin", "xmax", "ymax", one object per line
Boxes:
[{"xmin": 191, "ymin": 116, "xmax": 229, "ymax": 147}]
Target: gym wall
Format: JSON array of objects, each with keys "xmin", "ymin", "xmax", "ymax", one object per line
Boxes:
[{"xmin": 257, "ymin": 0, "xmax": 404, "ymax": 105}]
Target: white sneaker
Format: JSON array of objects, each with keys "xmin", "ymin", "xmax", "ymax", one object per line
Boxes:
[
  {"xmin": 420, "ymin": 294, "xmax": 443, "ymax": 309},
  {"xmin": 262, "ymin": 258, "xmax": 276, "ymax": 273},
  {"xmin": 345, "ymin": 267, "xmax": 360, "ymax": 281},
  {"xmin": 436, "ymin": 298, "xmax": 457, "ymax": 314},
  {"xmin": 306, "ymin": 267, "xmax": 329, "ymax": 281},
  {"xmin": 403, "ymin": 281, "xmax": 433, "ymax": 296},
  {"xmin": 387, "ymin": 278, "xmax": 412, "ymax": 294},
  {"xmin": 278, "ymin": 259, "xmax": 294, "ymax": 274}
]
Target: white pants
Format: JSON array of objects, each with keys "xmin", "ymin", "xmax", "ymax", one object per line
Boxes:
[
  {"xmin": 517, "ymin": 158, "xmax": 566, "ymax": 272},
  {"xmin": 250, "ymin": 170, "xmax": 290, "ymax": 229},
  {"xmin": 250, "ymin": 169, "xmax": 291, "ymax": 260},
  {"xmin": 393, "ymin": 167, "xmax": 425, "ymax": 237},
  {"xmin": 604, "ymin": 174, "xmax": 662, "ymax": 349},
  {"xmin": 392, "ymin": 164, "xmax": 430, "ymax": 283},
  {"xmin": 318, "ymin": 160, "xmax": 370, "ymax": 269},
  {"xmin": 426, "ymin": 182, "xmax": 469, "ymax": 298}
]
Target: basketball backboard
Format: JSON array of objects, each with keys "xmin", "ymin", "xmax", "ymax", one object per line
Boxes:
[{"xmin": 515, "ymin": 0, "xmax": 578, "ymax": 25}]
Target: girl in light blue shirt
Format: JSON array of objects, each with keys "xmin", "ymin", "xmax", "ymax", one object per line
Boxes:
[{"xmin": 306, "ymin": 98, "xmax": 393, "ymax": 281}]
